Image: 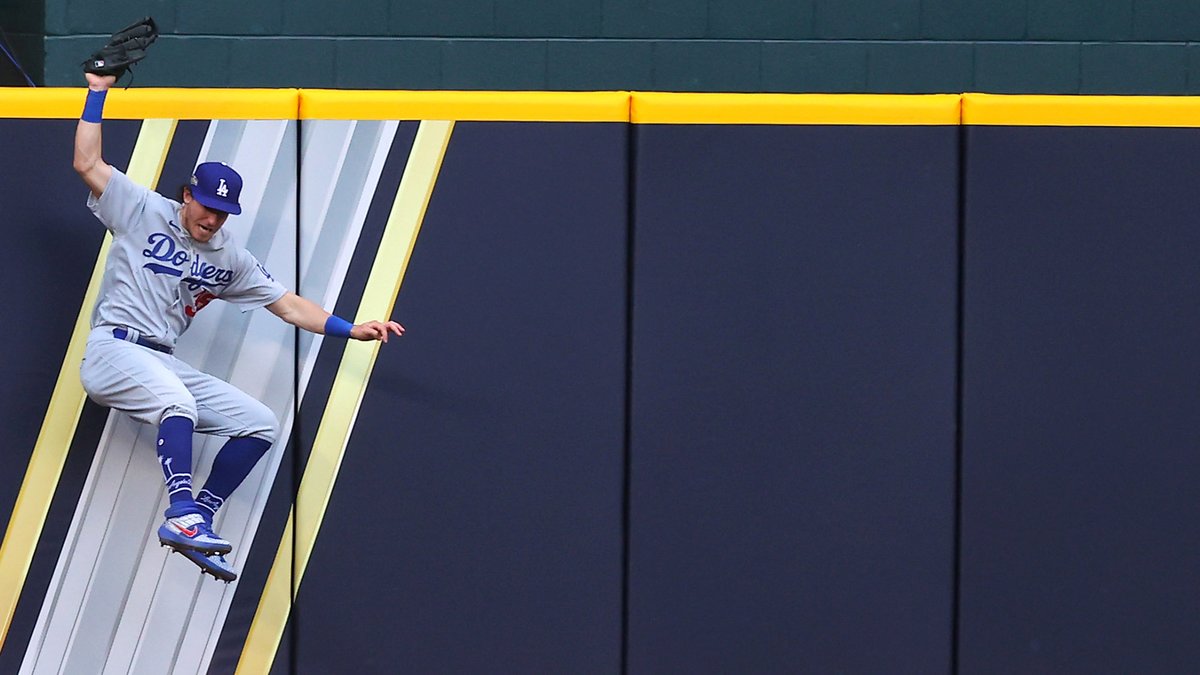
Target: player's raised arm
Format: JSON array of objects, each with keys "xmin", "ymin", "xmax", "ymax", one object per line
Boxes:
[
  {"xmin": 266, "ymin": 291, "xmax": 405, "ymax": 343},
  {"xmin": 74, "ymin": 73, "xmax": 116, "ymax": 198},
  {"xmin": 74, "ymin": 18, "xmax": 158, "ymax": 198}
]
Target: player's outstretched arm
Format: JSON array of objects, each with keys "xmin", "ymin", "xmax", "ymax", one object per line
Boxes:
[
  {"xmin": 266, "ymin": 291, "xmax": 405, "ymax": 343},
  {"xmin": 74, "ymin": 73, "xmax": 116, "ymax": 198}
]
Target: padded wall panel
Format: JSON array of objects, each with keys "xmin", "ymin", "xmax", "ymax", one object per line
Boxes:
[
  {"xmin": 628, "ymin": 123, "xmax": 959, "ymax": 673},
  {"xmin": 0, "ymin": 120, "xmax": 138, "ymax": 670},
  {"xmin": 0, "ymin": 98, "xmax": 301, "ymax": 673},
  {"xmin": 0, "ymin": 119, "xmax": 137, "ymax": 538},
  {"xmin": 960, "ymin": 125, "xmax": 1200, "ymax": 673},
  {"xmin": 293, "ymin": 121, "xmax": 628, "ymax": 673}
]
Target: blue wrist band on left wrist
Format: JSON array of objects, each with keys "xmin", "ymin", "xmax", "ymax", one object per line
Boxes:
[
  {"xmin": 81, "ymin": 89, "xmax": 107, "ymax": 123},
  {"xmin": 324, "ymin": 315, "xmax": 354, "ymax": 338}
]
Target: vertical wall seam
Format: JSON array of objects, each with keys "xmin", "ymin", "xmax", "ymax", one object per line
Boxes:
[
  {"xmin": 619, "ymin": 118, "xmax": 636, "ymax": 675},
  {"xmin": 951, "ymin": 113, "xmax": 968, "ymax": 675},
  {"xmin": 291, "ymin": 111, "xmax": 303, "ymax": 675}
]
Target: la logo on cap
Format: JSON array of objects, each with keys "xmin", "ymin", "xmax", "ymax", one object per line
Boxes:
[{"xmin": 190, "ymin": 161, "xmax": 244, "ymax": 215}]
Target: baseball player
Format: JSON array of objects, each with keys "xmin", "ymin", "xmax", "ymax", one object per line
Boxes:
[{"xmin": 74, "ymin": 72, "xmax": 403, "ymax": 582}]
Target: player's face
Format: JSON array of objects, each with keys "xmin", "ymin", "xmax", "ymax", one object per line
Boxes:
[{"xmin": 181, "ymin": 191, "xmax": 229, "ymax": 243}]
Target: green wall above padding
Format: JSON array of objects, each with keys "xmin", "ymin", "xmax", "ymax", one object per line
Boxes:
[{"xmin": 16, "ymin": 0, "xmax": 1200, "ymax": 93}]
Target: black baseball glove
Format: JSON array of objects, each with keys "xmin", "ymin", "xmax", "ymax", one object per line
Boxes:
[{"xmin": 83, "ymin": 17, "xmax": 159, "ymax": 80}]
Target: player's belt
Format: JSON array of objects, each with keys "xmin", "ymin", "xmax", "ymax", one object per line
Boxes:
[{"xmin": 112, "ymin": 327, "xmax": 174, "ymax": 355}]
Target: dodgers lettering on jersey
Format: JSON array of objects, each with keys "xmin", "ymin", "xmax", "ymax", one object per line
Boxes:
[
  {"xmin": 87, "ymin": 169, "xmax": 286, "ymax": 347},
  {"xmin": 142, "ymin": 232, "xmax": 235, "ymax": 289}
]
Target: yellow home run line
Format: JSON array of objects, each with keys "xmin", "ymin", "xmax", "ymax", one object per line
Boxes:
[
  {"xmin": 236, "ymin": 119, "xmax": 454, "ymax": 674},
  {"xmin": 0, "ymin": 118, "xmax": 177, "ymax": 651}
]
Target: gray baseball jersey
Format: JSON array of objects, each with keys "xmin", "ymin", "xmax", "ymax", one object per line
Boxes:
[
  {"xmin": 87, "ymin": 168, "xmax": 286, "ymax": 348},
  {"xmin": 79, "ymin": 168, "xmax": 285, "ymax": 437}
]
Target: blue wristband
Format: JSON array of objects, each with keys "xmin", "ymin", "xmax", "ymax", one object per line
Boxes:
[
  {"xmin": 81, "ymin": 89, "xmax": 107, "ymax": 123},
  {"xmin": 324, "ymin": 315, "xmax": 354, "ymax": 338}
]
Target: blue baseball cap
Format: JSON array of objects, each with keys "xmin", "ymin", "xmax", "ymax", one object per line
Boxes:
[{"xmin": 189, "ymin": 162, "xmax": 243, "ymax": 215}]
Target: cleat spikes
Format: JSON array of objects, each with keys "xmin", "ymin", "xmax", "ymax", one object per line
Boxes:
[{"xmin": 175, "ymin": 547, "xmax": 238, "ymax": 582}]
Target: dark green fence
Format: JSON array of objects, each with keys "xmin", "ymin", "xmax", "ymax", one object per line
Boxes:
[{"xmin": 3, "ymin": 3, "xmax": 1200, "ymax": 97}]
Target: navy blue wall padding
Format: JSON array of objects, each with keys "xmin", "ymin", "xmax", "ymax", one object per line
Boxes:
[
  {"xmin": 960, "ymin": 126, "xmax": 1200, "ymax": 673},
  {"xmin": 0, "ymin": 119, "xmax": 138, "ymax": 545},
  {"xmin": 8, "ymin": 110, "xmax": 1199, "ymax": 672},
  {"xmin": 627, "ymin": 124, "xmax": 959, "ymax": 673},
  {"xmin": 292, "ymin": 122, "xmax": 628, "ymax": 674},
  {"xmin": 0, "ymin": 119, "xmax": 139, "ymax": 668},
  {"xmin": 0, "ymin": 400, "xmax": 107, "ymax": 671}
]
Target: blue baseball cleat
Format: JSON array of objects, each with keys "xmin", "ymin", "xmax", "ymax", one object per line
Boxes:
[
  {"xmin": 157, "ymin": 512, "xmax": 232, "ymax": 554},
  {"xmin": 177, "ymin": 548, "xmax": 238, "ymax": 583}
]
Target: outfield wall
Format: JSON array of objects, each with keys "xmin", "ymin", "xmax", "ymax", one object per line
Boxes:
[{"xmin": 0, "ymin": 90, "xmax": 1197, "ymax": 673}]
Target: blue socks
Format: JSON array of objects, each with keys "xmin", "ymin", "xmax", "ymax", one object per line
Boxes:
[
  {"xmin": 157, "ymin": 417, "xmax": 272, "ymax": 522},
  {"xmin": 196, "ymin": 436, "xmax": 272, "ymax": 522},
  {"xmin": 158, "ymin": 415, "xmax": 196, "ymax": 511}
]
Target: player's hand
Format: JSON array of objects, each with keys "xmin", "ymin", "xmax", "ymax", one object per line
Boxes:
[
  {"xmin": 350, "ymin": 320, "xmax": 405, "ymax": 343},
  {"xmin": 85, "ymin": 72, "xmax": 117, "ymax": 91}
]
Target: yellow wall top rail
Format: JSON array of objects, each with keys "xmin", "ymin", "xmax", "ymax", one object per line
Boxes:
[
  {"xmin": 962, "ymin": 93, "xmax": 1200, "ymax": 127},
  {"xmin": 0, "ymin": 88, "xmax": 299, "ymax": 119},
  {"xmin": 4, "ymin": 88, "xmax": 1200, "ymax": 126},
  {"xmin": 631, "ymin": 92, "xmax": 963, "ymax": 125},
  {"xmin": 300, "ymin": 89, "xmax": 631, "ymax": 121}
]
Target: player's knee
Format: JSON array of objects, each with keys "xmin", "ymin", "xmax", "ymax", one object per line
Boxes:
[
  {"xmin": 244, "ymin": 401, "xmax": 279, "ymax": 443},
  {"xmin": 158, "ymin": 397, "xmax": 197, "ymax": 425}
]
